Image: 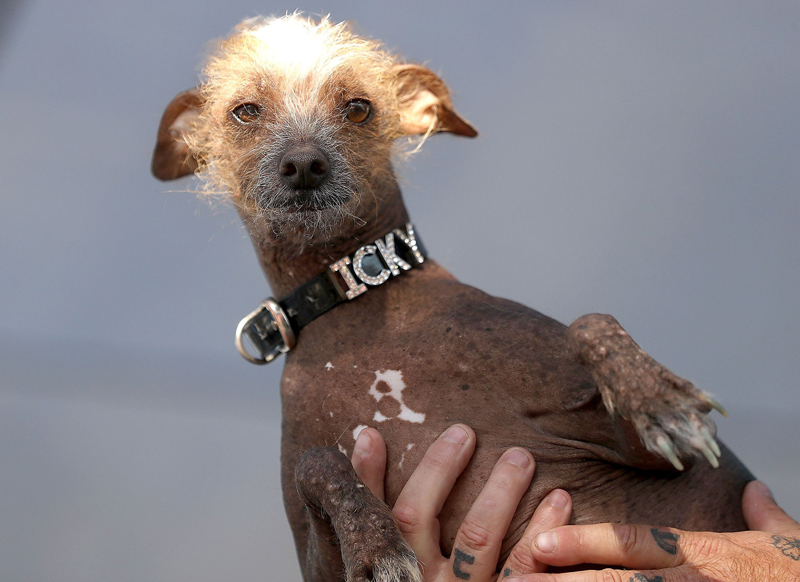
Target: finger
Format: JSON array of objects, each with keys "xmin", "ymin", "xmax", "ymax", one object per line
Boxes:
[
  {"xmin": 351, "ymin": 427, "xmax": 386, "ymax": 501},
  {"xmin": 743, "ymin": 480, "xmax": 800, "ymax": 534},
  {"xmin": 501, "ymin": 489, "xmax": 573, "ymax": 578},
  {"xmin": 449, "ymin": 448, "xmax": 535, "ymax": 582},
  {"xmin": 392, "ymin": 424, "xmax": 476, "ymax": 567},
  {"xmin": 530, "ymin": 523, "xmax": 688, "ymax": 570},
  {"xmin": 504, "ymin": 567, "xmax": 682, "ymax": 582}
]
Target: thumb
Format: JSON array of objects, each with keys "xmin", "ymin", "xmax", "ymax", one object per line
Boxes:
[
  {"xmin": 351, "ymin": 427, "xmax": 387, "ymax": 501},
  {"xmin": 742, "ymin": 480, "xmax": 800, "ymax": 534}
]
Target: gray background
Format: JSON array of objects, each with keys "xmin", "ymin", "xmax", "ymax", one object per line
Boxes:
[{"xmin": 1, "ymin": 1, "xmax": 798, "ymax": 581}]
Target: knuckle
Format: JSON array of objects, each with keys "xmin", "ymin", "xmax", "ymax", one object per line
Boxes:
[
  {"xmin": 705, "ymin": 561, "xmax": 743, "ymax": 582},
  {"xmin": 613, "ymin": 523, "xmax": 641, "ymax": 555},
  {"xmin": 457, "ymin": 517, "xmax": 496, "ymax": 553},
  {"xmin": 598, "ymin": 569, "xmax": 626, "ymax": 582},
  {"xmin": 684, "ymin": 532, "xmax": 726, "ymax": 560},
  {"xmin": 391, "ymin": 503, "xmax": 424, "ymax": 534},
  {"xmin": 504, "ymin": 545, "xmax": 538, "ymax": 574},
  {"xmin": 419, "ymin": 448, "xmax": 454, "ymax": 474},
  {"xmin": 490, "ymin": 469, "xmax": 523, "ymax": 495}
]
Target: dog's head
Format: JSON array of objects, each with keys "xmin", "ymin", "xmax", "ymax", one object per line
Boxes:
[{"xmin": 152, "ymin": 14, "xmax": 476, "ymax": 244}]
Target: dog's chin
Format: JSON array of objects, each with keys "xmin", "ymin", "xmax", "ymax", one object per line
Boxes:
[
  {"xmin": 265, "ymin": 189, "xmax": 352, "ymax": 214},
  {"xmin": 285, "ymin": 192, "xmax": 351, "ymax": 213},
  {"xmin": 246, "ymin": 187, "xmax": 360, "ymax": 243}
]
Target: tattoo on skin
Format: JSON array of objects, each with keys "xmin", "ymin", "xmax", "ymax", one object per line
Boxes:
[
  {"xmin": 630, "ymin": 574, "xmax": 664, "ymax": 582},
  {"xmin": 771, "ymin": 535, "xmax": 800, "ymax": 561},
  {"xmin": 650, "ymin": 528, "xmax": 679, "ymax": 555},
  {"xmin": 503, "ymin": 568, "xmax": 512, "ymax": 578},
  {"xmin": 453, "ymin": 548, "xmax": 475, "ymax": 580}
]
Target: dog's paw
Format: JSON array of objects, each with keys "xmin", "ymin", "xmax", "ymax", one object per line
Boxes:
[
  {"xmin": 621, "ymin": 369, "xmax": 725, "ymax": 472},
  {"xmin": 346, "ymin": 542, "xmax": 421, "ymax": 582},
  {"xmin": 369, "ymin": 548, "xmax": 422, "ymax": 582},
  {"xmin": 568, "ymin": 313, "xmax": 727, "ymax": 471}
]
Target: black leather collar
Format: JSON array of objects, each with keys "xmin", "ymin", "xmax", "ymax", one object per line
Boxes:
[{"xmin": 235, "ymin": 223, "xmax": 427, "ymax": 364}]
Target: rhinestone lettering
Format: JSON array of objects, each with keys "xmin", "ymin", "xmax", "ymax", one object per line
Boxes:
[
  {"xmin": 393, "ymin": 223, "xmax": 425, "ymax": 265},
  {"xmin": 353, "ymin": 245, "xmax": 391, "ymax": 286},
  {"xmin": 329, "ymin": 257, "xmax": 367, "ymax": 299},
  {"xmin": 375, "ymin": 233, "xmax": 411, "ymax": 276}
]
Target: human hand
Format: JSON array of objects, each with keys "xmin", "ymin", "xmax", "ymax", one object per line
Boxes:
[
  {"xmin": 505, "ymin": 480, "xmax": 800, "ymax": 581},
  {"xmin": 351, "ymin": 425, "xmax": 572, "ymax": 581}
]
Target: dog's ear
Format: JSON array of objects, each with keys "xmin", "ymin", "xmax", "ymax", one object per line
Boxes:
[
  {"xmin": 151, "ymin": 87, "xmax": 204, "ymax": 181},
  {"xmin": 392, "ymin": 64, "xmax": 478, "ymax": 138}
]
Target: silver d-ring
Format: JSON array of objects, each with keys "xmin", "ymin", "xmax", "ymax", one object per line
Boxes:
[
  {"xmin": 265, "ymin": 297, "xmax": 296, "ymax": 351},
  {"xmin": 234, "ymin": 298, "xmax": 296, "ymax": 364},
  {"xmin": 235, "ymin": 304, "xmax": 271, "ymax": 364}
]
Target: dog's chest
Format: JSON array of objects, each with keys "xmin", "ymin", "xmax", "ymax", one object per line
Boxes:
[{"xmin": 278, "ymin": 276, "xmax": 601, "ymax": 471}]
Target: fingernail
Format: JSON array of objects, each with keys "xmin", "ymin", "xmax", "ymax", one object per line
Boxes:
[
  {"xmin": 353, "ymin": 428, "xmax": 372, "ymax": 458},
  {"xmin": 546, "ymin": 489, "xmax": 569, "ymax": 510},
  {"xmin": 752, "ymin": 480, "xmax": 774, "ymax": 499},
  {"xmin": 534, "ymin": 531, "xmax": 559, "ymax": 554},
  {"xmin": 506, "ymin": 448, "xmax": 531, "ymax": 468},
  {"xmin": 442, "ymin": 425, "xmax": 469, "ymax": 445}
]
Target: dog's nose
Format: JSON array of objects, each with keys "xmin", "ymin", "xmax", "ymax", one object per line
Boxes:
[{"xmin": 279, "ymin": 145, "xmax": 330, "ymax": 189}]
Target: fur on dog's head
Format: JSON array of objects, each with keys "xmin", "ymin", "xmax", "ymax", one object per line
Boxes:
[{"xmin": 152, "ymin": 13, "xmax": 476, "ymax": 245}]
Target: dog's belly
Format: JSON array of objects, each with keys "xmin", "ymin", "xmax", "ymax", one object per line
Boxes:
[
  {"xmin": 278, "ymin": 263, "xmax": 752, "ymax": 566},
  {"xmin": 281, "ymin": 393, "xmax": 750, "ymax": 564},
  {"xmin": 423, "ymin": 440, "xmax": 750, "ymax": 563}
]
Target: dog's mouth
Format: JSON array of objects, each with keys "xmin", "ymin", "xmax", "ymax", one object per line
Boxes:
[
  {"xmin": 243, "ymin": 179, "xmax": 354, "ymax": 215},
  {"xmin": 282, "ymin": 189, "xmax": 352, "ymax": 213}
]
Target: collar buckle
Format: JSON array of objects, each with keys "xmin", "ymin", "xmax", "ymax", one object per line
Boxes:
[
  {"xmin": 235, "ymin": 222, "xmax": 425, "ymax": 365},
  {"xmin": 235, "ymin": 298, "xmax": 297, "ymax": 364}
]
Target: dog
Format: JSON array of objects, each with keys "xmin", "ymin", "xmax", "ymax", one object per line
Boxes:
[{"xmin": 152, "ymin": 14, "xmax": 753, "ymax": 581}]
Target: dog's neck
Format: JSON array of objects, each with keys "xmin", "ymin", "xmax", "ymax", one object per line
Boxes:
[{"xmin": 245, "ymin": 181, "xmax": 410, "ymax": 298}]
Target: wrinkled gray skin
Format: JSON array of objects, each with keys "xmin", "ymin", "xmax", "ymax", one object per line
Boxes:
[{"xmin": 152, "ymin": 23, "xmax": 753, "ymax": 581}]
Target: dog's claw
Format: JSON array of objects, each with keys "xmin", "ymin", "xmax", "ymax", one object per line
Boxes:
[
  {"xmin": 701, "ymin": 427, "xmax": 721, "ymax": 458},
  {"xmin": 704, "ymin": 396, "xmax": 728, "ymax": 418},
  {"xmin": 697, "ymin": 439, "xmax": 720, "ymax": 469},
  {"xmin": 657, "ymin": 435, "xmax": 685, "ymax": 471}
]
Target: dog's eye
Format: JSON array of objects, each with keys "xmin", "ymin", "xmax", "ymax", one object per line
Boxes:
[
  {"xmin": 345, "ymin": 99, "xmax": 372, "ymax": 124},
  {"xmin": 232, "ymin": 103, "xmax": 261, "ymax": 124}
]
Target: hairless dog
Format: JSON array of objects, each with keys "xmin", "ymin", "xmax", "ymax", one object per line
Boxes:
[{"xmin": 152, "ymin": 14, "xmax": 752, "ymax": 582}]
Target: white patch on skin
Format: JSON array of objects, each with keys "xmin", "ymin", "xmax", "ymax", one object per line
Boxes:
[
  {"xmin": 325, "ymin": 362, "xmax": 334, "ymax": 370},
  {"xmin": 368, "ymin": 370, "xmax": 426, "ymax": 424},
  {"xmin": 329, "ymin": 412, "xmax": 333, "ymax": 417},
  {"xmin": 337, "ymin": 444, "xmax": 347, "ymax": 455},
  {"xmin": 458, "ymin": 363, "xmax": 469, "ymax": 372},
  {"xmin": 398, "ymin": 443, "xmax": 415, "ymax": 469},
  {"xmin": 353, "ymin": 425, "xmax": 368, "ymax": 441}
]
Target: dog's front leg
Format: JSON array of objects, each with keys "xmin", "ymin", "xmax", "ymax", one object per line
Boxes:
[
  {"xmin": 295, "ymin": 490, "xmax": 346, "ymax": 582},
  {"xmin": 567, "ymin": 313, "xmax": 726, "ymax": 472},
  {"xmin": 295, "ymin": 447, "xmax": 422, "ymax": 582}
]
